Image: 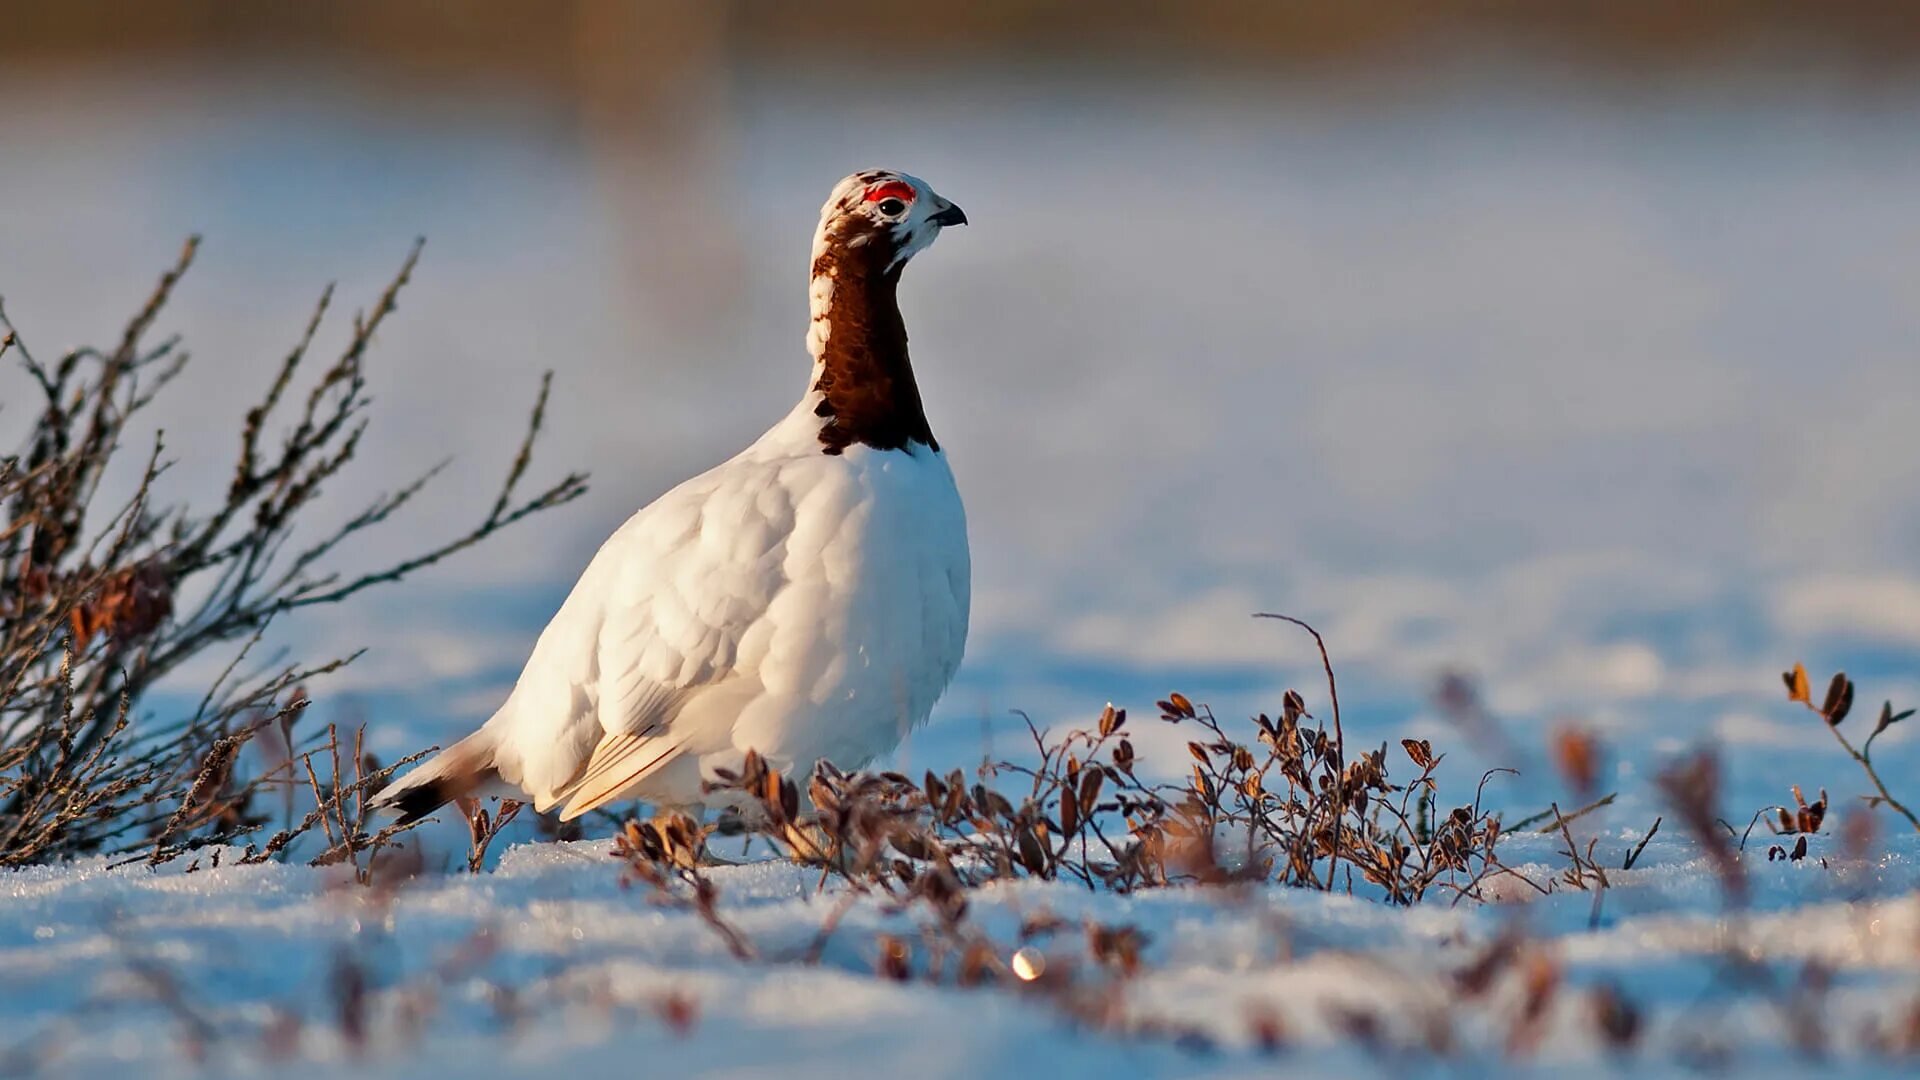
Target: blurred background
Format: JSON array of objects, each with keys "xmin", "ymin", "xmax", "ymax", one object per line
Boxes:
[{"xmin": 4, "ymin": 1, "xmax": 1920, "ymax": 818}]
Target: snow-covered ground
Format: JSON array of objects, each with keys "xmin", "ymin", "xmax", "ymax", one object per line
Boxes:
[
  {"xmin": 6, "ymin": 49, "xmax": 1920, "ymax": 1080},
  {"xmin": 4, "ymin": 821, "xmax": 1920, "ymax": 1078}
]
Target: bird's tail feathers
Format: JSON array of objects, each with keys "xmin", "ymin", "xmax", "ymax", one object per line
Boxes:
[{"xmin": 370, "ymin": 730, "xmax": 500, "ymax": 826}]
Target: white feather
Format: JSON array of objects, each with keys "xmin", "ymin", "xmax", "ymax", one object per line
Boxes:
[{"xmin": 488, "ymin": 402, "xmax": 970, "ymax": 813}]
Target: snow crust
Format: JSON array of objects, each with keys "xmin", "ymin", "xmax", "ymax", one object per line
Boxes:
[{"xmin": 5, "ymin": 827, "xmax": 1920, "ymax": 1078}]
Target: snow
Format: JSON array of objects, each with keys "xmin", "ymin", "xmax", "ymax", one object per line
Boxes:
[{"xmin": 4, "ymin": 823, "xmax": 1920, "ymax": 1078}]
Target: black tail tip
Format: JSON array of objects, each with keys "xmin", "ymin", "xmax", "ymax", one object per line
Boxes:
[{"xmin": 385, "ymin": 779, "xmax": 457, "ymax": 827}]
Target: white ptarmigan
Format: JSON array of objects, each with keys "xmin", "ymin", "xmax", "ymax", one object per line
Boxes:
[{"xmin": 372, "ymin": 170, "xmax": 970, "ymax": 824}]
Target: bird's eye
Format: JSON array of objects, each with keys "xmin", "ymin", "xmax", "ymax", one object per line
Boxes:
[{"xmin": 876, "ymin": 197, "xmax": 907, "ymax": 217}]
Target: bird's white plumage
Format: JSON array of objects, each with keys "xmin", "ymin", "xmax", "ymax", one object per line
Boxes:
[
  {"xmin": 497, "ymin": 401, "xmax": 969, "ymax": 812},
  {"xmin": 375, "ymin": 169, "xmax": 970, "ymax": 821}
]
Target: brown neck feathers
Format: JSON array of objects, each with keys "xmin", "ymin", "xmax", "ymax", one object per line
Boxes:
[{"xmin": 810, "ymin": 229, "xmax": 937, "ymax": 455}]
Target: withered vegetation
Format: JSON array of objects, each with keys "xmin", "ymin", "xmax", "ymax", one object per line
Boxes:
[
  {"xmin": 1783, "ymin": 663, "xmax": 1918, "ymax": 833},
  {"xmin": 0, "ymin": 238, "xmax": 584, "ymax": 870},
  {"xmin": 587, "ymin": 654, "xmax": 1920, "ymax": 1066},
  {"xmin": 631, "ymin": 614, "xmax": 1517, "ymax": 907}
]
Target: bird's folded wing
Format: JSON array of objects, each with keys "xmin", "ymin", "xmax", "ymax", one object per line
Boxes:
[
  {"xmin": 558, "ymin": 729, "xmax": 684, "ymax": 820},
  {"xmin": 532, "ymin": 463, "xmax": 802, "ymax": 816}
]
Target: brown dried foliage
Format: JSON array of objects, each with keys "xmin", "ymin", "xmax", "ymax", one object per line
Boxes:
[
  {"xmin": 462, "ymin": 797, "xmax": 525, "ymax": 874},
  {"xmin": 1783, "ymin": 664, "xmax": 1918, "ymax": 833},
  {"xmin": 593, "ymin": 616, "xmax": 1524, "ymax": 1056},
  {"xmin": 583, "ymin": 622, "xmax": 1565, "ymax": 1056},
  {"xmin": 684, "ymin": 664, "xmax": 1509, "ymax": 906}
]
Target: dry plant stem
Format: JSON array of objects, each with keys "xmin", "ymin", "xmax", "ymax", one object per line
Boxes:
[
  {"xmin": 1825, "ymin": 724, "xmax": 1920, "ymax": 834},
  {"xmin": 1622, "ymin": 817, "xmax": 1660, "ymax": 871},
  {"xmin": 1736, "ymin": 806, "xmax": 1794, "ymax": 852},
  {"xmin": 1252, "ymin": 613, "xmax": 1346, "ymax": 889},
  {"xmin": 1511, "ymin": 791, "xmax": 1616, "ymax": 834},
  {"xmin": 1783, "ymin": 667, "xmax": 1919, "ymax": 834},
  {"xmin": 464, "ymin": 798, "xmax": 525, "ymax": 873}
]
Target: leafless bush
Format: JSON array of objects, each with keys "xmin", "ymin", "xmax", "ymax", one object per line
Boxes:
[{"xmin": 0, "ymin": 237, "xmax": 585, "ymax": 868}]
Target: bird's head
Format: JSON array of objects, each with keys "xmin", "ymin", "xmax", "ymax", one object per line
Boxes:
[{"xmin": 812, "ymin": 169, "xmax": 966, "ymax": 274}]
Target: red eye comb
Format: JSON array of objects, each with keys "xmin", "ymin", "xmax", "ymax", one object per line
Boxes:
[{"xmin": 864, "ymin": 181, "xmax": 917, "ymax": 203}]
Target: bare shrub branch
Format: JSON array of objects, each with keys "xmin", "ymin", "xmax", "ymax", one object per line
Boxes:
[{"xmin": 0, "ymin": 238, "xmax": 584, "ymax": 867}]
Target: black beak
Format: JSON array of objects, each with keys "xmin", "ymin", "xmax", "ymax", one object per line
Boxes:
[{"xmin": 929, "ymin": 203, "xmax": 968, "ymax": 227}]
